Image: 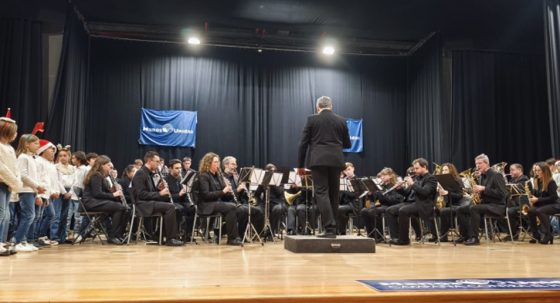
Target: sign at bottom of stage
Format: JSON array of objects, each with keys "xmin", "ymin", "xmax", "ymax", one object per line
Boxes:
[{"xmin": 358, "ymin": 278, "xmax": 560, "ymax": 291}]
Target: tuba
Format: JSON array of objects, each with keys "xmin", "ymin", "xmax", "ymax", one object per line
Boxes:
[
  {"xmin": 460, "ymin": 168, "xmax": 481, "ymax": 204},
  {"xmin": 284, "ymin": 191, "xmax": 301, "ymax": 206}
]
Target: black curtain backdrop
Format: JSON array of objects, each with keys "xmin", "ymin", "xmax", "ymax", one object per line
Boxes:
[
  {"xmin": 86, "ymin": 39, "xmax": 408, "ymax": 175},
  {"xmin": 406, "ymin": 34, "xmax": 443, "ymax": 166},
  {"xmin": 45, "ymin": 6, "xmax": 90, "ymax": 150},
  {"xmin": 0, "ymin": 18, "xmax": 46, "ymax": 134},
  {"xmin": 450, "ymin": 50, "xmax": 550, "ymax": 171},
  {"xmin": 544, "ymin": 0, "xmax": 560, "ymax": 156}
]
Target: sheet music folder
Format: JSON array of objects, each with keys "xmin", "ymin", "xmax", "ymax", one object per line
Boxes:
[
  {"xmin": 434, "ymin": 174, "xmax": 462, "ymax": 192},
  {"xmin": 350, "ymin": 178, "xmax": 380, "ymax": 194}
]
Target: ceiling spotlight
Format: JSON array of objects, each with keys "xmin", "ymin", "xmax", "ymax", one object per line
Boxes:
[
  {"xmin": 187, "ymin": 36, "xmax": 201, "ymax": 45},
  {"xmin": 322, "ymin": 46, "xmax": 335, "ymax": 55}
]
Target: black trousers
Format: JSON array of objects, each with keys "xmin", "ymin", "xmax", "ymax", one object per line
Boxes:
[
  {"xmin": 270, "ymin": 203, "xmax": 287, "ymax": 233},
  {"xmin": 360, "ymin": 205, "xmax": 388, "ymax": 238},
  {"xmin": 311, "ymin": 166, "xmax": 341, "ymax": 229},
  {"xmin": 336, "ymin": 204, "xmax": 354, "ymax": 235},
  {"xmin": 439, "ymin": 198, "xmax": 471, "ymax": 238},
  {"xmin": 287, "ymin": 204, "xmax": 317, "ymax": 233},
  {"xmin": 151, "ymin": 201, "xmax": 179, "ymax": 240},
  {"xmin": 398, "ymin": 203, "xmax": 437, "ymax": 242},
  {"xmin": 236, "ymin": 204, "xmax": 264, "ymax": 236},
  {"xmin": 457, "ymin": 203, "xmax": 505, "ymax": 239},
  {"xmin": 528, "ymin": 203, "xmax": 560, "ymax": 239},
  {"xmin": 86, "ymin": 200, "xmax": 128, "ymax": 239},
  {"xmin": 385, "ymin": 203, "xmax": 420, "ymax": 240},
  {"xmin": 205, "ymin": 201, "xmax": 239, "ymax": 240}
]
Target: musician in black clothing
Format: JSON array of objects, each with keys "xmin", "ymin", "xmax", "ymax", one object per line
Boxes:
[
  {"xmin": 181, "ymin": 157, "xmax": 196, "ymax": 180},
  {"xmin": 254, "ymin": 163, "xmax": 286, "ymax": 236},
  {"xmin": 457, "ymin": 154, "xmax": 507, "ymax": 246},
  {"xmin": 82, "ymin": 155, "xmax": 128, "ymax": 245},
  {"xmin": 165, "ymin": 159, "xmax": 195, "ymax": 241},
  {"xmin": 385, "ymin": 166, "xmax": 421, "ymax": 242},
  {"xmin": 195, "ymin": 152, "xmax": 243, "ymax": 246},
  {"xmin": 527, "ymin": 162, "xmax": 560, "ymax": 244},
  {"xmin": 297, "ymin": 96, "xmax": 351, "ymax": 238},
  {"xmin": 501, "ymin": 163, "xmax": 529, "ymax": 240},
  {"xmin": 437, "ymin": 163, "xmax": 469, "ymax": 242},
  {"xmin": 117, "ymin": 165, "xmax": 137, "ymax": 205},
  {"xmin": 336, "ymin": 163, "xmax": 362, "ymax": 235},
  {"xmin": 131, "ymin": 151, "xmax": 183, "ymax": 246},
  {"xmin": 286, "ymin": 187, "xmax": 317, "ymax": 235},
  {"xmin": 222, "ymin": 156, "xmax": 264, "ymax": 237},
  {"xmin": 391, "ymin": 158, "xmax": 438, "ymax": 245},
  {"xmin": 360, "ymin": 167, "xmax": 405, "ymax": 240}
]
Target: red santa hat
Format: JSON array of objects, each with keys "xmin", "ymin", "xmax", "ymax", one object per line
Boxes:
[
  {"xmin": 37, "ymin": 139, "xmax": 55, "ymax": 155},
  {"xmin": 0, "ymin": 107, "xmax": 15, "ymax": 124}
]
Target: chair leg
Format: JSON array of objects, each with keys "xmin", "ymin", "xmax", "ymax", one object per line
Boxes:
[
  {"xmin": 484, "ymin": 217, "xmax": 490, "ymax": 243},
  {"xmin": 127, "ymin": 212, "xmax": 136, "ymax": 245},
  {"xmin": 506, "ymin": 214, "xmax": 515, "ymax": 245},
  {"xmin": 433, "ymin": 217, "xmax": 440, "ymax": 245},
  {"xmin": 190, "ymin": 213, "xmax": 198, "ymax": 244},
  {"xmin": 158, "ymin": 216, "xmax": 163, "ymax": 245},
  {"xmin": 217, "ymin": 216, "xmax": 222, "ymax": 245},
  {"xmin": 136, "ymin": 217, "xmax": 144, "ymax": 243}
]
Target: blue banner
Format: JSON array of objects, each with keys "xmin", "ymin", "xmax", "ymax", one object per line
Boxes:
[
  {"xmin": 139, "ymin": 108, "xmax": 197, "ymax": 147},
  {"xmin": 343, "ymin": 118, "xmax": 363, "ymax": 153},
  {"xmin": 359, "ymin": 278, "xmax": 560, "ymax": 292}
]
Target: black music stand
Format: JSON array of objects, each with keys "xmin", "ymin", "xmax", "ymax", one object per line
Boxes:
[
  {"xmin": 349, "ymin": 178, "xmax": 383, "ymax": 239},
  {"xmin": 435, "ymin": 174, "xmax": 462, "ymax": 245},
  {"xmin": 259, "ymin": 170, "xmax": 284, "ymax": 242},
  {"xmin": 507, "ymin": 183, "xmax": 534, "ymax": 241},
  {"xmin": 239, "ymin": 167, "xmax": 264, "ymax": 246}
]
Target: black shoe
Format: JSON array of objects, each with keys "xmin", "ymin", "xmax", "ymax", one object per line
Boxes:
[
  {"xmin": 317, "ymin": 229, "xmax": 337, "ymax": 239},
  {"xmin": 165, "ymin": 239, "xmax": 184, "ymax": 246},
  {"xmin": 539, "ymin": 235, "xmax": 554, "ymax": 245},
  {"xmin": 227, "ymin": 238, "xmax": 243, "ymax": 246},
  {"xmin": 108, "ymin": 238, "xmax": 124, "ymax": 245},
  {"xmin": 464, "ymin": 237, "xmax": 480, "ymax": 246},
  {"xmin": 454, "ymin": 237, "xmax": 466, "ymax": 244},
  {"xmin": 390, "ymin": 239, "xmax": 410, "ymax": 246}
]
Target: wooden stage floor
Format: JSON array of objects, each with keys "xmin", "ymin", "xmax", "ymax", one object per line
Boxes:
[{"xmin": 1, "ymin": 238, "xmax": 560, "ymax": 303}]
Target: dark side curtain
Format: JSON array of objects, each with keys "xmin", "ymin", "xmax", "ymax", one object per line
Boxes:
[
  {"xmin": 45, "ymin": 6, "xmax": 89, "ymax": 149},
  {"xmin": 544, "ymin": 0, "xmax": 560, "ymax": 156},
  {"xmin": 451, "ymin": 50, "xmax": 550, "ymax": 171},
  {"xmin": 405, "ymin": 34, "xmax": 443, "ymax": 166},
  {"xmin": 0, "ymin": 18, "xmax": 45, "ymax": 134},
  {"xmin": 87, "ymin": 39, "xmax": 409, "ymax": 174}
]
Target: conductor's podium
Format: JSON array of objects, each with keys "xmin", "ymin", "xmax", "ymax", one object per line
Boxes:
[{"xmin": 284, "ymin": 235, "xmax": 376, "ymax": 253}]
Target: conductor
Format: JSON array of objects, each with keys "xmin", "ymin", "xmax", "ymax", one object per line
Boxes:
[{"xmin": 297, "ymin": 96, "xmax": 351, "ymax": 238}]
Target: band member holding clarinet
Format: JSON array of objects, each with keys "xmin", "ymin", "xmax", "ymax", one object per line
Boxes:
[
  {"xmin": 165, "ymin": 159, "xmax": 195, "ymax": 241},
  {"xmin": 82, "ymin": 155, "xmax": 128, "ymax": 245},
  {"xmin": 196, "ymin": 152, "xmax": 243, "ymax": 246},
  {"xmin": 131, "ymin": 151, "xmax": 183, "ymax": 246}
]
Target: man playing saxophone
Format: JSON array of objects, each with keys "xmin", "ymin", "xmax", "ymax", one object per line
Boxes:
[{"xmin": 457, "ymin": 153, "xmax": 507, "ymax": 245}]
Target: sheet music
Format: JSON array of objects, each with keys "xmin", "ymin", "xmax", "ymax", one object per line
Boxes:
[
  {"xmin": 288, "ymin": 171, "xmax": 302, "ymax": 187},
  {"xmin": 270, "ymin": 172, "xmax": 283, "ymax": 186},
  {"xmin": 250, "ymin": 168, "xmax": 265, "ymax": 185}
]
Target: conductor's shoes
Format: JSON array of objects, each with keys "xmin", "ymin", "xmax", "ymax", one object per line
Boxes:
[
  {"xmin": 165, "ymin": 239, "xmax": 184, "ymax": 246},
  {"xmin": 316, "ymin": 230, "xmax": 337, "ymax": 239},
  {"xmin": 227, "ymin": 238, "xmax": 243, "ymax": 246},
  {"xmin": 390, "ymin": 239, "xmax": 410, "ymax": 246}
]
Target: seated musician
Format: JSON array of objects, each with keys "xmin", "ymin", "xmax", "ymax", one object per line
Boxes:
[
  {"xmin": 81, "ymin": 155, "xmax": 128, "ymax": 245},
  {"xmin": 437, "ymin": 163, "xmax": 469, "ymax": 242},
  {"xmin": 385, "ymin": 166, "xmax": 421, "ymax": 243},
  {"xmin": 222, "ymin": 156, "xmax": 264, "ymax": 239},
  {"xmin": 117, "ymin": 164, "xmax": 137, "ymax": 205},
  {"xmin": 457, "ymin": 154, "xmax": 507, "ymax": 246},
  {"xmin": 254, "ymin": 163, "xmax": 286, "ymax": 237},
  {"xmin": 527, "ymin": 162, "xmax": 560, "ymax": 244},
  {"xmin": 360, "ymin": 167, "xmax": 404, "ymax": 241},
  {"xmin": 390, "ymin": 158, "xmax": 438, "ymax": 245},
  {"xmin": 500, "ymin": 163, "xmax": 528, "ymax": 241},
  {"xmin": 165, "ymin": 159, "xmax": 196, "ymax": 241},
  {"xmin": 336, "ymin": 162, "xmax": 363, "ymax": 235},
  {"xmin": 195, "ymin": 153, "xmax": 243, "ymax": 246},
  {"xmin": 131, "ymin": 151, "xmax": 183, "ymax": 246}
]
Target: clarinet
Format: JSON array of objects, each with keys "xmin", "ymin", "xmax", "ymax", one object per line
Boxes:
[
  {"xmin": 219, "ymin": 169, "xmax": 240, "ymax": 206},
  {"xmin": 156, "ymin": 168, "xmax": 174, "ymax": 204},
  {"xmin": 109, "ymin": 174, "xmax": 129, "ymax": 209}
]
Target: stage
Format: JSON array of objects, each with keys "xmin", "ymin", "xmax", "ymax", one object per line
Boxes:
[{"xmin": 1, "ymin": 238, "xmax": 560, "ymax": 303}]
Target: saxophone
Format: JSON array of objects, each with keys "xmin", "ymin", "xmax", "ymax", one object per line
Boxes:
[{"xmin": 460, "ymin": 169, "xmax": 481, "ymax": 204}]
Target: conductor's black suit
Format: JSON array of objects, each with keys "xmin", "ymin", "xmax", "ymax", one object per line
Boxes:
[{"xmin": 298, "ymin": 109, "xmax": 351, "ymax": 231}]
